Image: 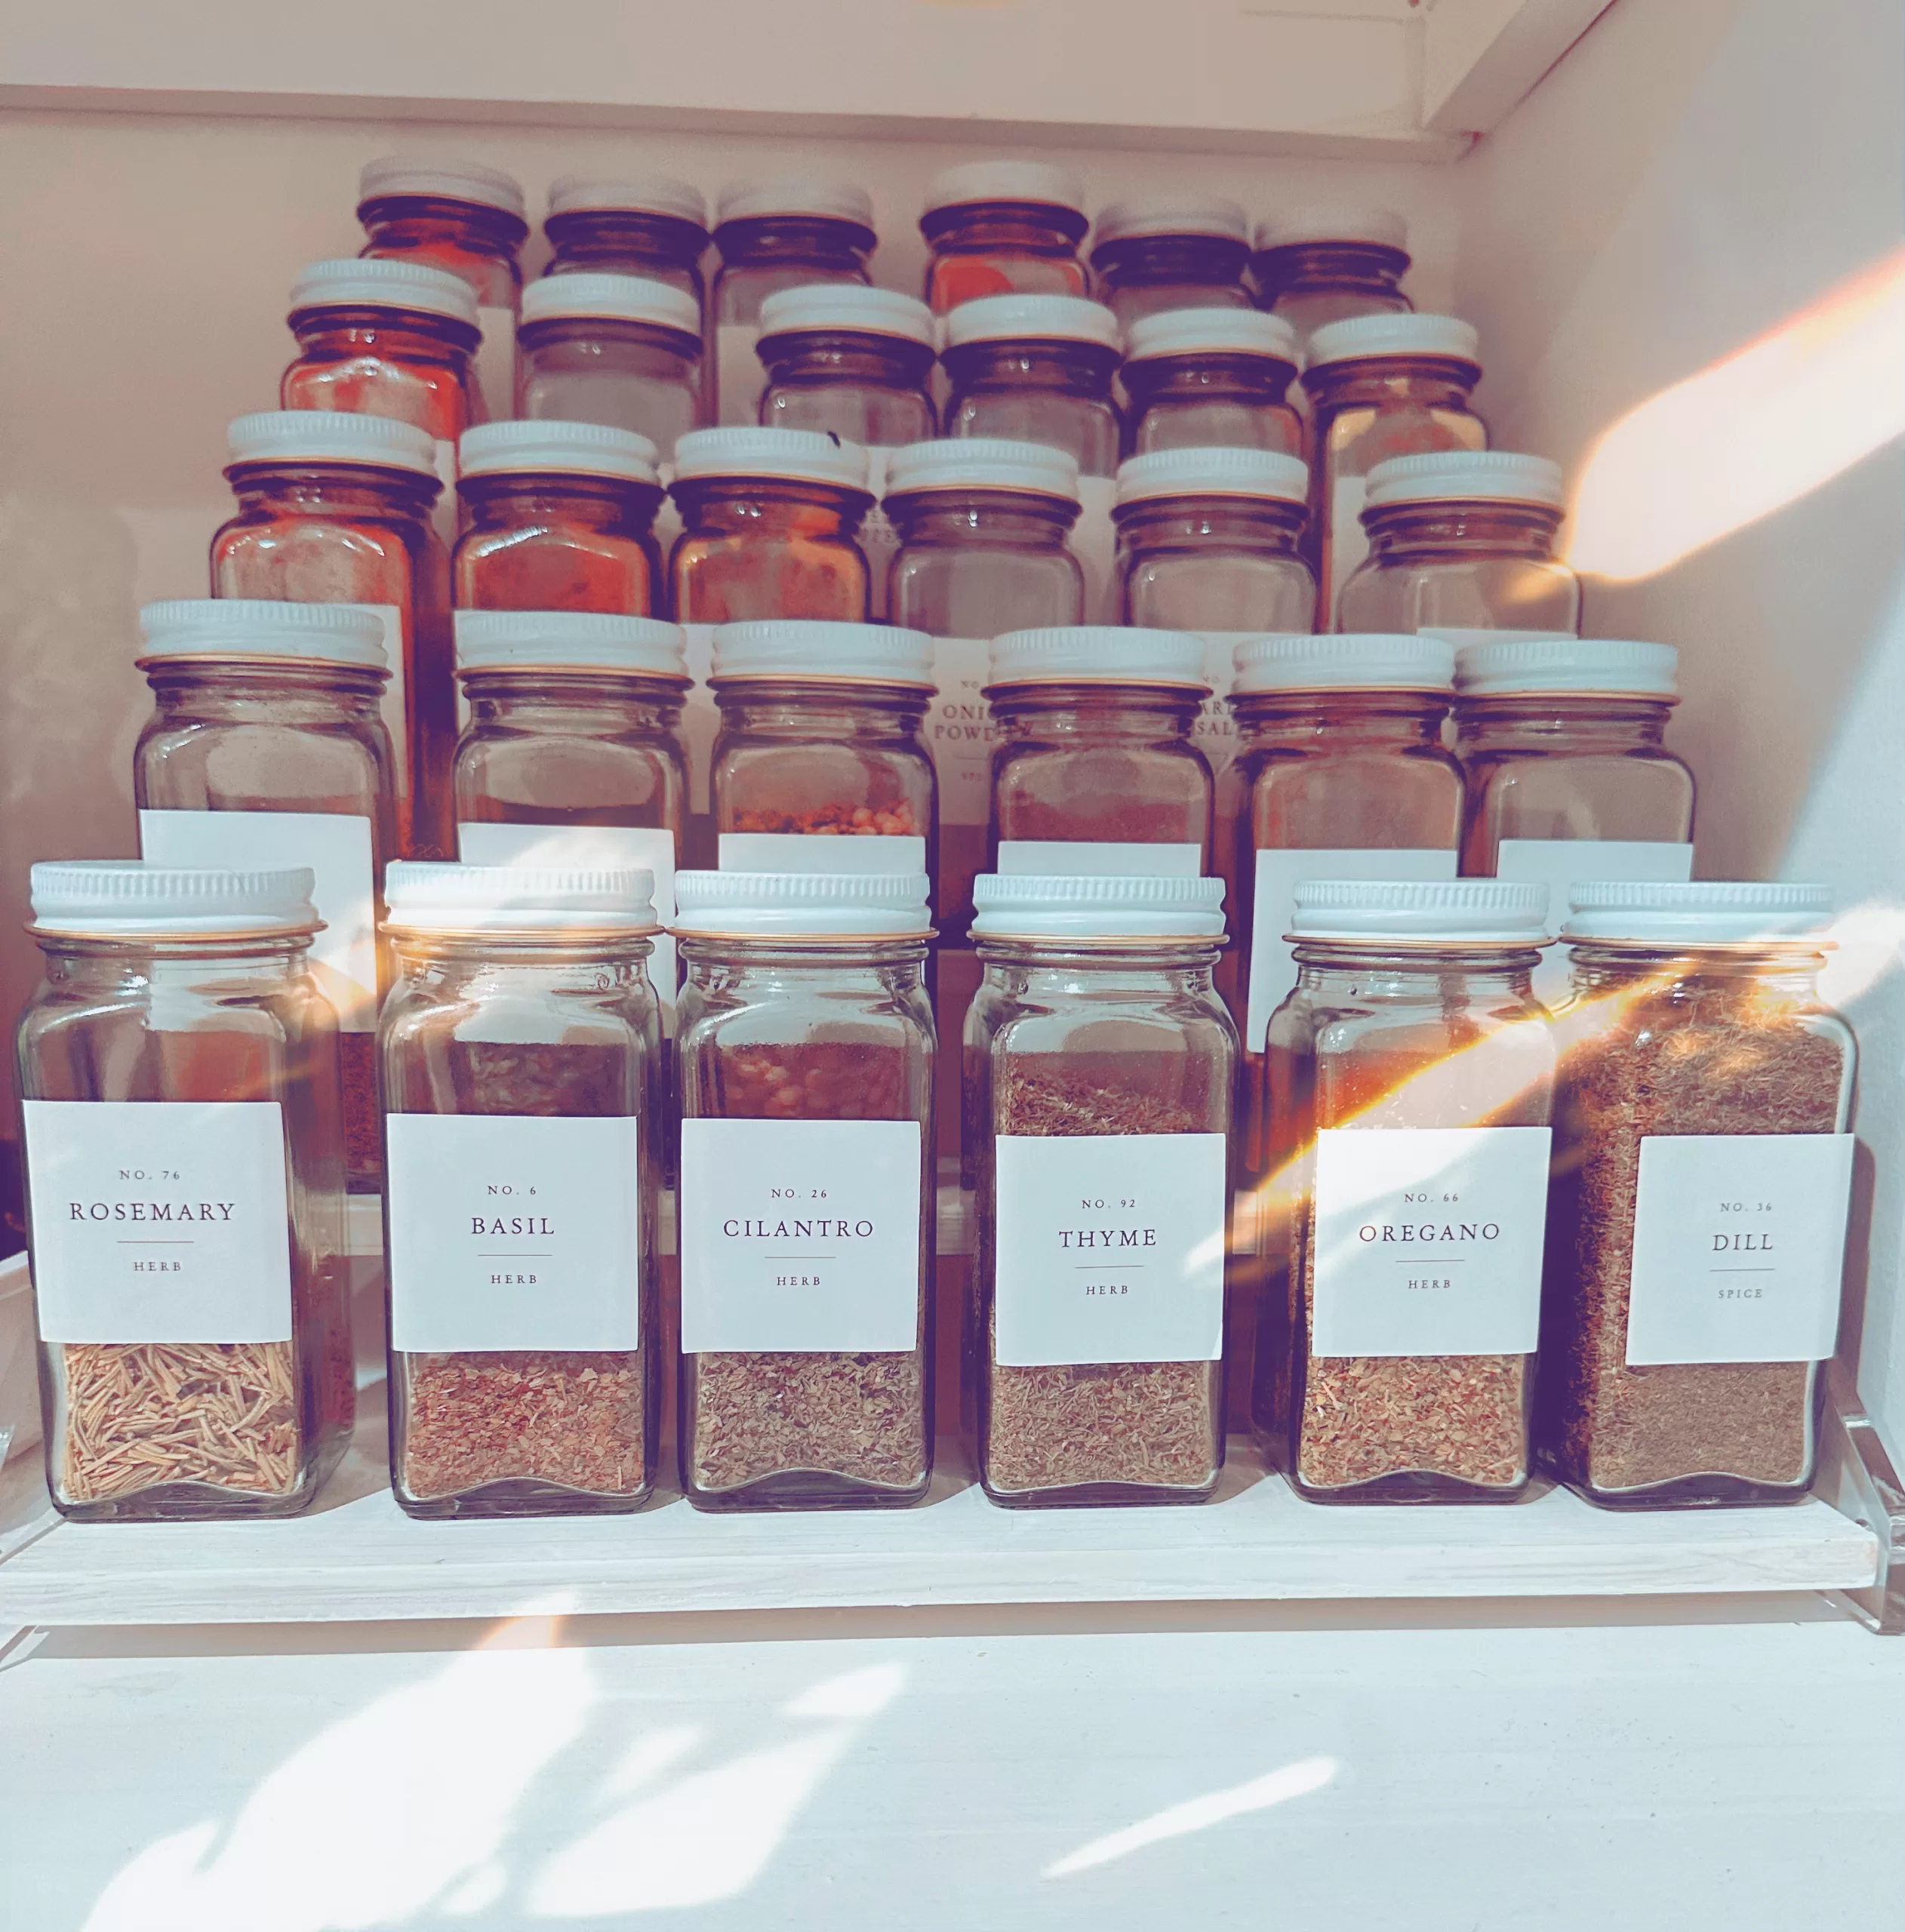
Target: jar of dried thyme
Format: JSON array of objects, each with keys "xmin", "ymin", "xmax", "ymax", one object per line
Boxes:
[
  {"xmin": 1268, "ymin": 878, "xmax": 1556, "ymax": 1504},
  {"xmin": 379, "ymin": 862, "xmax": 664, "ymax": 1518},
  {"xmin": 17, "ymin": 863, "xmax": 353, "ymax": 1521},
  {"xmin": 968, "ymin": 871, "xmax": 1236, "ymax": 1508},
  {"xmin": 672, "ymin": 869, "xmax": 936, "ymax": 1510},
  {"xmin": 1540, "ymin": 881, "xmax": 1855, "ymax": 1508}
]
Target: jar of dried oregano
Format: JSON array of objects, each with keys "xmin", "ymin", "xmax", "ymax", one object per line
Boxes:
[
  {"xmin": 1540, "ymin": 881, "xmax": 1855, "ymax": 1509},
  {"xmin": 379, "ymin": 861, "xmax": 663, "ymax": 1517},
  {"xmin": 17, "ymin": 863, "xmax": 353, "ymax": 1521},
  {"xmin": 968, "ymin": 872, "xmax": 1236, "ymax": 1508},
  {"xmin": 672, "ymin": 869, "xmax": 935, "ymax": 1510},
  {"xmin": 1269, "ymin": 878, "xmax": 1556, "ymax": 1504}
]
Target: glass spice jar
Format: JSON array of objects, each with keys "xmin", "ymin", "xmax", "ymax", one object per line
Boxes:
[
  {"xmin": 1340, "ymin": 451, "xmax": 1579, "ymax": 639},
  {"xmin": 967, "ymin": 872, "xmax": 1234, "ymax": 1507},
  {"xmin": 1540, "ymin": 882, "xmax": 1855, "ymax": 1510},
  {"xmin": 1249, "ymin": 205, "xmax": 1412, "ymax": 360},
  {"xmin": 211, "ymin": 408, "xmax": 451, "ymax": 860},
  {"xmin": 134, "ymin": 600, "xmax": 395, "ymax": 1195},
  {"xmin": 454, "ymin": 420, "xmax": 666, "ymax": 616},
  {"xmin": 516, "ymin": 273, "xmax": 705, "ymax": 460},
  {"xmin": 356, "ymin": 155, "xmax": 528, "ymax": 429},
  {"xmin": 1454, "ymin": 637, "xmax": 1697, "ymax": 1003},
  {"xmin": 919, "ymin": 160, "xmax": 1090, "ymax": 313},
  {"xmin": 941, "ymin": 293, "xmax": 1124, "ymax": 476},
  {"xmin": 711, "ymin": 176, "xmax": 876, "ymax": 426},
  {"xmin": 1265, "ymin": 878, "xmax": 1554, "ymax": 1503},
  {"xmin": 1302, "ymin": 314, "xmax": 1486, "ymax": 631},
  {"xmin": 668, "ymin": 427, "xmax": 875, "ymax": 625},
  {"xmin": 672, "ymin": 869, "xmax": 936, "ymax": 1511},
  {"xmin": 543, "ymin": 171, "xmax": 709, "ymax": 298},
  {"xmin": 1120, "ymin": 308, "xmax": 1303, "ymax": 459},
  {"xmin": 17, "ymin": 862, "xmax": 352, "ymax": 1521},
  {"xmin": 1089, "ymin": 194, "xmax": 1253, "ymax": 328},
  {"xmin": 380, "ymin": 861, "xmax": 663, "ymax": 1518},
  {"xmin": 756, "ymin": 285, "xmax": 937, "ymax": 445}
]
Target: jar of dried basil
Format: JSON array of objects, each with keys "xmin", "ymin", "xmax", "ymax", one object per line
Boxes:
[
  {"xmin": 379, "ymin": 861, "xmax": 663, "ymax": 1517},
  {"xmin": 1540, "ymin": 881, "xmax": 1854, "ymax": 1509},
  {"xmin": 968, "ymin": 872, "xmax": 1235, "ymax": 1508},
  {"xmin": 1266, "ymin": 878, "xmax": 1556, "ymax": 1504},
  {"xmin": 672, "ymin": 869, "xmax": 935, "ymax": 1510},
  {"xmin": 17, "ymin": 863, "xmax": 353, "ymax": 1521}
]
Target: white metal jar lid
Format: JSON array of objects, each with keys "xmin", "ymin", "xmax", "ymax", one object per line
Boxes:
[
  {"xmin": 1122, "ymin": 307, "xmax": 1299, "ymax": 365},
  {"xmin": 716, "ymin": 176, "xmax": 875, "ymax": 230},
  {"xmin": 943, "ymin": 294, "xmax": 1122, "ymax": 352},
  {"xmin": 1304, "ymin": 312, "xmax": 1479, "ymax": 369},
  {"xmin": 711, "ymin": 620, "xmax": 934, "ymax": 685},
  {"xmin": 989, "ymin": 626, "xmax": 1210, "ymax": 688},
  {"xmin": 971, "ymin": 873, "xmax": 1226, "ymax": 940},
  {"xmin": 288, "ymin": 257, "xmax": 481, "ymax": 329},
  {"xmin": 359, "ymin": 155, "xmax": 526, "ymax": 220},
  {"xmin": 1562, "ymin": 881, "xmax": 1832, "ymax": 946},
  {"xmin": 384, "ymin": 861, "xmax": 658, "ymax": 934},
  {"xmin": 30, "ymin": 862, "xmax": 319, "ymax": 937},
  {"xmin": 756, "ymin": 285, "xmax": 936, "ymax": 347},
  {"xmin": 1092, "ymin": 192, "xmax": 1250, "ymax": 247},
  {"xmin": 226, "ymin": 410, "xmax": 440, "ymax": 478},
  {"xmin": 457, "ymin": 419, "xmax": 660, "ymax": 484},
  {"xmin": 519, "ymin": 272, "xmax": 701, "ymax": 337},
  {"xmin": 138, "ymin": 600, "xmax": 389, "ymax": 671},
  {"xmin": 454, "ymin": 610, "xmax": 688, "ymax": 678},
  {"xmin": 922, "ymin": 160, "xmax": 1086, "ymax": 217},
  {"xmin": 1365, "ymin": 451, "xmax": 1566, "ymax": 510},
  {"xmin": 670, "ymin": 426, "xmax": 871, "ymax": 492},
  {"xmin": 672, "ymin": 870, "xmax": 932, "ymax": 939},
  {"xmin": 545, "ymin": 172, "xmax": 708, "ymax": 227},
  {"xmin": 882, "ymin": 438, "xmax": 1080, "ymax": 501},
  {"xmin": 1116, "ymin": 445, "xmax": 1309, "ymax": 506},
  {"xmin": 1252, "ymin": 205, "xmax": 1409, "ymax": 254},
  {"xmin": 1454, "ymin": 636, "xmax": 1679, "ymax": 698},
  {"xmin": 1232, "ymin": 632, "xmax": 1456, "ymax": 694},
  {"xmin": 1291, "ymin": 878, "xmax": 1548, "ymax": 944}
]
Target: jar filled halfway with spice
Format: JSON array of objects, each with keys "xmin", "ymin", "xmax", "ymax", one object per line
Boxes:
[
  {"xmin": 1265, "ymin": 878, "xmax": 1555, "ymax": 1504},
  {"xmin": 380, "ymin": 862, "xmax": 663, "ymax": 1517},
  {"xmin": 920, "ymin": 161, "xmax": 1090, "ymax": 313},
  {"xmin": 968, "ymin": 872, "xmax": 1235, "ymax": 1507},
  {"xmin": 673, "ymin": 869, "xmax": 936, "ymax": 1510},
  {"xmin": 1120, "ymin": 309, "xmax": 1303, "ymax": 459},
  {"xmin": 454, "ymin": 420, "xmax": 666, "ymax": 616},
  {"xmin": 1541, "ymin": 882, "xmax": 1855, "ymax": 1509},
  {"xmin": 1089, "ymin": 194, "xmax": 1253, "ymax": 327},
  {"xmin": 134, "ymin": 601, "xmax": 395, "ymax": 1194},
  {"xmin": 756, "ymin": 285, "xmax": 937, "ymax": 446},
  {"xmin": 17, "ymin": 862, "xmax": 352, "ymax": 1521},
  {"xmin": 1249, "ymin": 205, "xmax": 1412, "ymax": 361},
  {"xmin": 941, "ymin": 294, "xmax": 1125, "ymax": 478}
]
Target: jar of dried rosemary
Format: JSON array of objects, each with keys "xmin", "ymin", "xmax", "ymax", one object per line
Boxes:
[
  {"xmin": 1540, "ymin": 881, "xmax": 1854, "ymax": 1508},
  {"xmin": 17, "ymin": 863, "xmax": 353, "ymax": 1521},
  {"xmin": 1267, "ymin": 878, "xmax": 1556, "ymax": 1504},
  {"xmin": 672, "ymin": 869, "xmax": 935, "ymax": 1510},
  {"xmin": 968, "ymin": 872, "xmax": 1235, "ymax": 1507},
  {"xmin": 379, "ymin": 862, "xmax": 663, "ymax": 1517}
]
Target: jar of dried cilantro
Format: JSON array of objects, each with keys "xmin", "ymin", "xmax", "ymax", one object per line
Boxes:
[
  {"xmin": 379, "ymin": 862, "xmax": 663, "ymax": 1518},
  {"xmin": 968, "ymin": 872, "xmax": 1235, "ymax": 1508},
  {"xmin": 672, "ymin": 869, "xmax": 935, "ymax": 1511},
  {"xmin": 17, "ymin": 863, "xmax": 352, "ymax": 1521},
  {"xmin": 1267, "ymin": 878, "xmax": 1556, "ymax": 1504},
  {"xmin": 1540, "ymin": 881, "xmax": 1855, "ymax": 1509}
]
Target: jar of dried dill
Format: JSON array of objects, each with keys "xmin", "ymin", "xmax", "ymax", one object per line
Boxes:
[
  {"xmin": 1540, "ymin": 882, "xmax": 1855, "ymax": 1509},
  {"xmin": 672, "ymin": 869, "xmax": 935, "ymax": 1511},
  {"xmin": 968, "ymin": 872, "xmax": 1234, "ymax": 1508},
  {"xmin": 379, "ymin": 862, "xmax": 663, "ymax": 1517},
  {"xmin": 17, "ymin": 863, "xmax": 352, "ymax": 1521},
  {"xmin": 1268, "ymin": 878, "xmax": 1556, "ymax": 1504}
]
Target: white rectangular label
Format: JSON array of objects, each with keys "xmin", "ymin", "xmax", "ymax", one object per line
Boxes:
[
  {"xmin": 1246, "ymin": 845, "xmax": 1457, "ymax": 1051},
  {"xmin": 24, "ymin": 1100, "xmax": 294, "ymax": 1344},
  {"xmin": 1071, "ymin": 475, "xmax": 1119, "ymax": 623},
  {"xmin": 432, "ymin": 438, "xmax": 460, "ymax": 549},
  {"xmin": 993, "ymin": 1132, "xmax": 1226, "ymax": 1367},
  {"xmin": 1310, "ymin": 1124, "xmax": 1552, "ymax": 1358},
  {"xmin": 717, "ymin": 832, "xmax": 926, "ymax": 875},
  {"xmin": 1327, "ymin": 472, "xmax": 1369, "ymax": 623},
  {"xmin": 1624, "ymin": 1134, "xmax": 1853, "ymax": 1365},
  {"xmin": 679, "ymin": 1118, "xmax": 923, "ymax": 1352},
  {"xmin": 861, "ymin": 448, "xmax": 896, "ymax": 621},
  {"xmin": 928, "ymin": 636, "xmax": 994, "ymax": 827},
  {"xmin": 716, "ymin": 321, "xmax": 767, "ymax": 427},
  {"xmin": 138, "ymin": 809, "xmax": 379, "ymax": 1032},
  {"xmin": 386, "ymin": 1112, "xmax": 642, "ymax": 1353},
  {"xmin": 475, "ymin": 303, "xmax": 518, "ymax": 425},
  {"xmin": 339, "ymin": 602, "xmax": 408, "ymax": 796},
  {"xmin": 1494, "ymin": 838, "xmax": 1694, "ymax": 1004},
  {"xmin": 1191, "ymin": 631, "xmax": 1250, "ymax": 760},
  {"xmin": 997, "ymin": 840, "xmax": 1202, "ymax": 877}
]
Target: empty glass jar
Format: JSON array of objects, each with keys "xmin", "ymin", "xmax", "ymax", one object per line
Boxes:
[
  {"xmin": 941, "ymin": 294, "xmax": 1124, "ymax": 476},
  {"xmin": 920, "ymin": 160, "xmax": 1089, "ymax": 312},
  {"xmin": 1120, "ymin": 309, "xmax": 1302, "ymax": 457},
  {"xmin": 542, "ymin": 172, "xmax": 709, "ymax": 298},
  {"xmin": 756, "ymin": 285, "xmax": 937, "ymax": 445},
  {"xmin": 1089, "ymin": 194, "xmax": 1252, "ymax": 326},
  {"xmin": 1250, "ymin": 205, "xmax": 1411, "ymax": 358}
]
